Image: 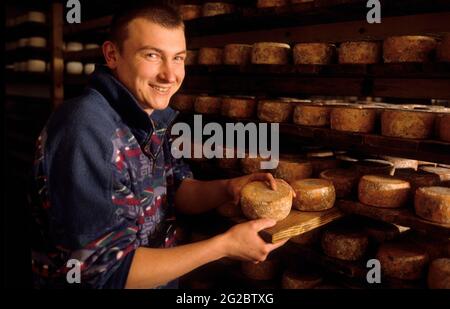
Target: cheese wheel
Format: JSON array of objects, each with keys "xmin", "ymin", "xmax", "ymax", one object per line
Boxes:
[
  {"xmin": 257, "ymin": 100, "xmax": 294, "ymax": 122},
  {"xmin": 427, "ymin": 258, "xmax": 450, "ymax": 289},
  {"xmin": 419, "ymin": 166, "xmax": 450, "ymax": 182},
  {"xmin": 383, "ymin": 36, "xmax": 437, "ymax": 63},
  {"xmin": 291, "ymin": 178, "xmax": 336, "ymax": 211},
  {"xmin": 380, "ymin": 155, "xmax": 418, "ymax": 171},
  {"xmin": 320, "ymin": 168, "xmax": 359, "ymax": 198},
  {"xmin": 376, "ymin": 242, "xmax": 429, "ymax": 280},
  {"xmin": 394, "ymin": 169, "xmax": 441, "ymax": 197},
  {"xmin": 202, "ymin": 2, "xmax": 235, "ymax": 17},
  {"xmin": 437, "ymin": 113, "xmax": 450, "ymax": 142},
  {"xmin": 84, "ymin": 43, "xmax": 100, "ymax": 50},
  {"xmin": 84, "ymin": 63, "xmax": 95, "ymax": 75},
  {"xmin": 28, "ymin": 37, "xmax": 46, "ymax": 48},
  {"xmin": 414, "ymin": 187, "xmax": 450, "ymax": 224},
  {"xmin": 66, "ymin": 61, "xmax": 83, "ymax": 74},
  {"xmin": 330, "ymin": 105, "xmax": 378, "ymax": 133},
  {"xmin": 179, "ymin": 5, "xmax": 202, "ymax": 21},
  {"xmin": 241, "ymin": 257, "xmax": 280, "ymax": 280},
  {"xmin": 198, "ymin": 47, "xmax": 223, "ymax": 65},
  {"xmin": 282, "ymin": 270, "xmax": 323, "ymax": 289},
  {"xmin": 274, "ymin": 159, "xmax": 313, "ymax": 184},
  {"xmin": 257, "ymin": 0, "xmax": 288, "ymax": 8},
  {"xmin": 217, "ymin": 201, "xmax": 243, "ymax": 218},
  {"xmin": 308, "ymin": 158, "xmax": 339, "ymax": 176},
  {"xmin": 321, "ymin": 228, "xmax": 369, "ymax": 261},
  {"xmin": 240, "ymin": 156, "xmax": 275, "ymax": 174},
  {"xmin": 194, "ymin": 96, "xmax": 221, "ymax": 114},
  {"xmin": 66, "ymin": 41, "xmax": 83, "ymax": 51},
  {"xmin": 251, "ymin": 42, "xmax": 291, "ymax": 65},
  {"xmin": 223, "ymin": 44, "xmax": 253, "ymax": 65},
  {"xmin": 27, "ymin": 59, "xmax": 46, "ymax": 73},
  {"xmin": 289, "ymin": 227, "xmax": 322, "ymax": 245},
  {"xmin": 293, "ymin": 43, "xmax": 335, "ymax": 65},
  {"xmin": 358, "ymin": 175, "xmax": 410, "ymax": 208},
  {"xmin": 26, "ymin": 11, "xmax": 46, "ymax": 23},
  {"xmin": 293, "ymin": 103, "xmax": 331, "ymax": 127},
  {"xmin": 171, "ymin": 94, "xmax": 196, "ymax": 112},
  {"xmin": 381, "ymin": 108, "xmax": 436, "ymax": 139},
  {"xmin": 363, "ymin": 220, "xmax": 400, "ymax": 243},
  {"xmin": 185, "ymin": 50, "xmax": 198, "ymax": 65},
  {"xmin": 221, "ymin": 97, "xmax": 256, "ymax": 118},
  {"xmin": 437, "ymin": 34, "xmax": 450, "ymax": 62},
  {"xmin": 356, "ymin": 159, "xmax": 395, "ymax": 176},
  {"xmin": 240, "ymin": 179, "xmax": 293, "ymax": 221},
  {"xmin": 338, "ymin": 41, "xmax": 381, "ymax": 64}
]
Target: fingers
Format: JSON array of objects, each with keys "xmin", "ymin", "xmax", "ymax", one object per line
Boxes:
[
  {"xmin": 266, "ymin": 237, "xmax": 289, "ymax": 251},
  {"xmin": 250, "ymin": 218, "xmax": 277, "ymax": 232},
  {"xmin": 250, "ymin": 173, "xmax": 277, "ymax": 191}
]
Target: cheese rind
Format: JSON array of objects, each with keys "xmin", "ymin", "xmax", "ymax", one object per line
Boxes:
[
  {"xmin": 414, "ymin": 187, "xmax": 450, "ymax": 224},
  {"xmin": 338, "ymin": 41, "xmax": 381, "ymax": 64},
  {"xmin": 427, "ymin": 258, "xmax": 450, "ymax": 289},
  {"xmin": 202, "ymin": 2, "xmax": 235, "ymax": 17},
  {"xmin": 171, "ymin": 94, "xmax": 196, "ymax": 112},
  {"xmin": 293, "ymin": 43, "xmax": 335, "ymax": 65},
  {"xmin": 274, "ymin": 160, "xmax": 313, "ymax": 184},
  {"xmin": 257, "ymin": 100, "xmax": 294, "ymax": 122},
  {"xmin": 381, "ymin": 109, "xmax": 436, "ymax": 139},
  {"xmin": 358, "ymin": 175, "xmax": 410, "ymax": 208},
  {"xmin": 321, "ymin": 229, "xmax": 369, "ymax": 261},
  {"xmin": 221, "ymin": 97, "xmax": 256, "ymax": 118},
  {"xmin": 383, "ymin": 36, "xmax": 437, "ymax": 63},
  {"xmin": 320, "ymin": 168, "xmax": 359, "ymax": 198},
  {"xmin": 223, "ymin": 44, "xmax": 253, "ymax": 65},
  {"xmin": 198, "ymin": 47, "xmax": 223, "ymax": 65},
  {"xmin": 251, "ymin": 42, "xmax": 291, "ymax": 65},
  {"xmin": 437, "ymin": 113, "xmax": 450, "ymax": 142},
  {"xmin": 293, "ymin": 104, "xmax": 331, "ymax": 127},
  {"xmin": 330, "ymin": 105, "xmax": 378, "ymax": 133},
  {"xmin": 194, "ymin": 96, "xmax": 222, "ymax": 114},
  {"xmin": 291, "ymin": 178, "xmax": 336, "ymax": 211},
  {"xmin": 257, "ymin": 0, "xmax": 288, "ymax": 8},
  {"xmin": 437, "ymin": 34, "xmax": 450, "ymax": 62}
]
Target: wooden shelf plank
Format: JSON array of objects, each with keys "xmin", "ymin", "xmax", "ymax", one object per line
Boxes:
[
  {"xmin": 64, "ymin": 48, "xmax": 102, "ymax": 61},
  {"xmin": 64, "ymin": 15, "xmax": 112, "ymax": 36},
  {"xmin": 337, "ymin": 200, "xmax": 450, "ymax": 236}
]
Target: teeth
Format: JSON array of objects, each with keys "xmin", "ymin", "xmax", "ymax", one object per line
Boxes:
[{"xmin": 151, "ymin": 85, "xmax": 169, "ymax": 93}]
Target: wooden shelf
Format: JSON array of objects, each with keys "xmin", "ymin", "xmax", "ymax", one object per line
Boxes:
[
  {"xmin": 337, "ymin": 200, "xmax": 450, "ymax": 237},
  {"xmin": 5, "ymin": 72, "xmax": 51, "ymax": 84},
  {"xmin": 63, "ymin": 48, "xmax": 102, "ymax": 61}
]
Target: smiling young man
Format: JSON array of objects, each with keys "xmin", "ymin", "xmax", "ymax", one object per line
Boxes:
[{"xmin": 30, "ymin": 3, "xmax": 286, "ymax": 289}]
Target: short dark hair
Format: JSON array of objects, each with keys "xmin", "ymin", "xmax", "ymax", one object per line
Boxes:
[{"xmin": 109, "ymin": 1, "xmax": 184, "ymax": 52}]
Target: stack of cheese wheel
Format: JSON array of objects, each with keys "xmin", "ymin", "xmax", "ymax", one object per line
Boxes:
[
  {"xmin": 321, "ymin": 228, "xmax": 369, "ymax": 261},
  {"xmin": 330, "ymin": 104, "xmax": 378, "ymax": 133},
  {"xmin": 240, "ymin": 179, "xmax": 293, "ymax": 221},
  {"xmin": 216, "ymin": 145, "xmax": 239, "ymax": 169},
  {"xmin": 427, "ymin": 258, "xmax": 450, "ymax": 289},
  {"xmin": 356, "ymin": 159, "xmax": 395, "ymax": 176},
  {"xmin": 223, "ymin": 44, "xmax": 253, "ymax": 65},
  {"xmin": 257, "ymin": 100, "xmax": 294, "ymax": 122},
  {"xmin": 358, "ymin": 175, "xmax": 410, "ymax": 208},
  {"xmin": 437, "ymin": 34, "xmax": 450, "ymax": 62},
  {"xmin": 306, "ymin": 151, "xmax": 339, "ymax": 176},
  {"xmin": 185, "ymin": 50, "xmax": 198, "ymax": 65},
  {"xmin": 289, "ymin": 227, "xmax": 322, "ymax": 246},
  {"xmin": 202, "ymin": 2, "xmax": 235, "ymax": 17},
  {"xmin": 170, "ymin": 93, "xmax": 196, "ymax": 112},
  {"xmin": 320, "ymin": 168, "xmax": 359, "ymax": 198},
  {"xmin": 436, "ymin": 112, "xmax": 450, "ymax": 142},
  {"xmin": 338, "ymin": 41, "xmax": 381, "ymax": 64},
  {"xmin": 179, "ymin": 4, "xmax": 202, "ymax": 20},
  {"xmin": 257, "ymin": 0, "xmax": 288, "ymax": 8},
  {"xmin": 293, "ymin": 43, "xmax": 335, "ymax": 65},
  {"xmin": 383, "ymin": 35, "xmax": 437, "ymax": 63},
  {"xmin": 240, "ymin": 155, "xmax": 275, "ymax": 174},
  {"xmin": 419, "ymin": 166, "xmax": 450, "ymax": 182},
  {"xmin": 376, "ymin": 242, "xmax": 429, "ymax": 280},
  {"xmin": 251, "ymin": 42, "xmax": 291, "ymax": 64},
  {"xmin": 194, "ymin": 95, "xmax": 222, "ymax": 114},
  {"xmin": 281, "ymin": 270, "xmax": 323, "ymax": 289},
  {"xmin": 198, "ymin": 47, "xmax": 223, "ymax": 65},
  {"xmin": 217, "ymin": 201, "xmax": 243, "ymax": 218},
  {"xmin": 381, "ymin": 105, "xmax": 437, "ymax": 139},
  {"xmin": 380, "ymin": 155, "xmax": 418, "ymax": 171},
  {"xmin": 221, "ymin": 96, "xmax": 256, "ymax": 118},
  {"xmin": 362, "ymin": 219, "xmax": 400, "ymax": 243},
  {"xmin": 274, "ymin": 158, "xmax": 313, "ymax": 184},
  {"xmin": 27, "ymin": 59, "xmax": 46, "ymax": 73},
  {"xmin": 414, "ymin": 187, "xmax": 450, "ymax": 224},
  {"xmin": 293, "ymin": 101, "xmax": 331, "ymax": 127},
  {"xmin": 291, "ymin": 178, "xmax": 336, "ymax": 211},
  {"xmin": 241, "ymin": 255, "xmax": 280, "ymax": 280}
]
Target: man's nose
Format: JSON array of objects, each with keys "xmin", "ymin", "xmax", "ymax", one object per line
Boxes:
[{"xmin": 158, "ymin": 60, "xmax": 177, "ymax": 83}]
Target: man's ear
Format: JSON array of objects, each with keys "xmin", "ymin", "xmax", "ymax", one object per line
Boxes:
[{"xmin": 103, "ymin": 41, "xmax": 119, "ymax": 69}]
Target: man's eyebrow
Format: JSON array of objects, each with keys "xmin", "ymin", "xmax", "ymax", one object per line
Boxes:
[{"xmin": 138, "ymin": 46, "xmax": 186, "ymax": 55}]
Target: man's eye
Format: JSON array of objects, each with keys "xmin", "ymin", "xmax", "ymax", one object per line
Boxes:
[
  {"xmin": 174, "ymin": 56, "xmax": 185, "ymax": 62},
  {"xmin": 147, "ymin": 53, "xmax": 159, "ymax": 59}
]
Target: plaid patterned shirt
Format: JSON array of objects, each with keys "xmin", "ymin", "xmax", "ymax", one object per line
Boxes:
[{"xmin": 30, "ymin": 66, "xmax": 192, "ymax": 288}]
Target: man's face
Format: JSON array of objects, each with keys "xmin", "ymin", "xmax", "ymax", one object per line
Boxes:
[{"xmin": 110, "ymin": 18, "xmax": 186, "ymax": 114}]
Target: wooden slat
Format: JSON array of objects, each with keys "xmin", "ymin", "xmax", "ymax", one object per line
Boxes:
[
  {"xmin": 337, "ymin": 200, "xmax": 450, "ymax": 236},
  {"xmin": 372, "ymin": 78, "xmax": 450, "ymax": 99},
  {"xmin": 64, "ymin": 48, "xmax": 103, "ymax": 62}
]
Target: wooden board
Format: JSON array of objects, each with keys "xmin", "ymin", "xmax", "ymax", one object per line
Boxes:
[
  {"xmin": 259, "ymin": 208, "xmax": 345, "ymax": 243},
  {"xmin": 338, "ymin": 200, "xmax": 450, "ymax": 236}
]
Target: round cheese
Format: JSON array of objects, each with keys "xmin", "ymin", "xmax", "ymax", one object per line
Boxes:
[
  {"xmin": 185, "ymin": 50, "xmax": 198, "ymax": 65},
  {"xmin": 330, "ymin": 105, "xmax": 378, "ymax": 133},
  {"xmin": 171, "ymin": 94, "xmax": 196, "ymax": 112},
  {"xmin": 194, "ymin": 96, "xmax": 221, "ymax": 114},
  {"xmin": 427, "ymin": 258, "xmax": 450, "ymax": 289},
  {"xmin": 376, "ymin": 242, "xmax": 429, "ymax": 280},
  {"xmin": 240, "ymin": 156, "xmax": 274, "ymax": 174},
  {"xmin": 217, "ymin": 201, "xmax": 243, "ymax": 218},
  {"xmin": 84, "ymin": 43, "xmax": 100, "ymax": 50},
  {"xmin": 198, "ymin": 47, "xmax": 223, "ymax": 65},
  {"xmin": 380, "ymin": 155, "xmax": 418, "ymax": 171},
  {"xmin": 363, "ymin": 220, "xmax": 400, "ymax": 243},
  {"xmin": 84, "ymin": 63, "xmax": 95, "ymax": 75},
  {"xmin": 419, "ymin": 166, "xmax": 450, "ymax": 182},
  {"xmin": 240, "ymin": 179, "xmax": 293, "ymax": 221},
  {"xmin": 320, "ymin": 168, "xmax": 359, "ymax": 198},
  {"xmin": 241, "ymin": 256, "xmax": 280, "ymax": 280},
  {"xmin": 223, "ymin": 44, "xmax": 253, "ymax": 65},
  {"xmin": 308, "ymin": 158, "xmax": 339, "ymax": 176},
  {"xmin": 383, "ymin": 36, "xmax": 437, "ymax": 63},
  {"xmin": 281, "ymin": 270, "xmax": 323, "ymax": 289},
  {"xmin": 66, "ymin": 61, "xmax": 83, "ymax": 74},
  {"xmin": 293, "ymin": 103, "xmax": 331, "ymax": 127},
  {"xmin": 274, "ymin": 159, "xmax": 313, "ymax": 184},
  {"xmin": 437, "ymin": 34, "xmax": 450, "ymax": 62},
  {"xmin": 27, "ymin": 59, "xmax": 46, "ymax": 73},
  {"xmin": 381, "ymin": 108, "xmax": 436, "ymax": 139},
  {"xmin": 293, "ymin": 43, "xmax": 335, "ymax": 65},
  {"xmin": 66, "ymin": 41, "xmax": 83, "ymax": 52},
  {"xmin": 202, "ymin": 2, "xmax": 235, "ymax": 17},
  {"xmin": 257, "ymin": 0, "xmax": 288, "ymax": 8},
  {"xmin": 26, "ymin": 11, "xmax": 46, "ymax": 23},
  {"xmin": 257, "ymin": 100, "xmax": 294, "ymax": 122},
  {"xmin": 321, "ymin": 228, "xmax": 369, "ymax": 261},
  {"xmin": 179, "ymin": 5, "xmax": 202, "ymax": 21},
  {"xmin": 28, "ymin": 37, "xmax": 46, "ymax": 48},
  {"xmin": 251, "ymin": 42, "xmax": 291, "ymax": 65},
  {"xmin": 338, "ymin": 41, "xmax": 381, "ymax": 64},
  {"xmin": 395, "ymin": 169, "xmax": 441, "ymax": 197},
  {"xmin": 356, "ymin": 159, "xmax": 395, "ymax": 176},
  {"xmin": 291, "ymin": 178, "xmax": 336, "ymax": 211},
  {"xmin": 221, "ymin": 97, "xmax": 256, "ymax": 118},
  {"xmin": 358, "ymin": 175, "xmax": 410, "ymax": 208},
  {"xmin": 414, "ymin": 187, "xmax": 450, "ymax": 224},
  {"xmin": 437, "ymin": 113, "xmax": 450, "ymax": 142}
]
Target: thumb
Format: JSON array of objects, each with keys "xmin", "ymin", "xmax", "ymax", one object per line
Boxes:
[{"xmin": 251, "ymin": 218, "xmax": 277, "ymax": 232}]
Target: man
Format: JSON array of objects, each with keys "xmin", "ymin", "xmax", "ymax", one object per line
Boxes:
[{"xmin": 30, "ymin": 3, "xmax": 287, "ymax": 289}]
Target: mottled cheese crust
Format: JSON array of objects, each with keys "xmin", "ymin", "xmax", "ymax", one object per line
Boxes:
[
  {"xmin": 291, "ymin": 178, "xmax": 336, "ymax": 211},
  {"xmin": 257, "ymin": 100, "xmax": 294, "ymax": 122},
  {"xmin": 170, "ymin": 94, "xmax": 196, "ymax": 112},
  {"xmin": 251, "ymin": 42, "xmax": 291, "ymax": 65},
  {"xmin": 221, "ymin": 97, "xmax": 256, "ymax": 118},
  {"xmin": 427, "ymin": 258, "xmax": 450, "ymax": 289},
  {"xmin": 338, "ymin": 41, "xmax": 381, "ymax": 64},
  {"xmin": 202, "ymin": 2, "xmax": 235, "ymax": 17},
  {"xmin": 320, "ymin": 168, "xmax": 359, "ymax": 198},
  {"xmin": 293, "ymin": 103, "xmax": 331, "ymax": 127},
  {"xmin": 358, "ymin": 175, "xmax": 410, "ymax": 208},
  {"xmin": 330, "ymin": 105, "xmax": 378, "ymax": 133},
  {"xmin": 381, "ymin": 109, "xmax": 436, "ymax": 139},
  {"xmin": 223, "ymin": 44, "xmax": 253, "ymax": 65},
  {"xmin": 194, "ymin": 96, "xmax": 222, "ymax": 114},
  {"xmin": 293, "ymin": 43, "xmax": 335, "ymax": 65},
  {"xmin": 321, "ymin": 228, "xmax": 369, "ymax": 261},
  {"xmin": 274, "ymin": 159, "xmax": 313, "ymax": 184},
  {"xmin": 415, "ymin": 187, "xmax": 450, "ymax": 224},
  {"xmin": 383, "ymin": 36, "xmax": 437, "ymax": 63},
  {"xmin": 198, "ymin": 47, "xmax": 223, "ymax": 65}
]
